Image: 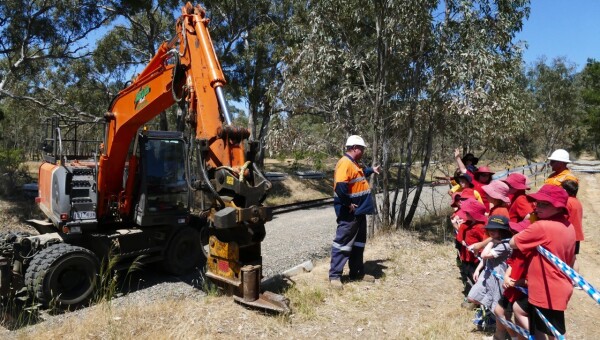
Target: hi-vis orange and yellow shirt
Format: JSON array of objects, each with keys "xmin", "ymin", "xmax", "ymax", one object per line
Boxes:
[
  {"xmin": 544, "ymin": 169, "xmax": 578, "ymax": 186},
  {"xmin": 333, "ymin": 154, "xmax": 376, "ymax": 218}
]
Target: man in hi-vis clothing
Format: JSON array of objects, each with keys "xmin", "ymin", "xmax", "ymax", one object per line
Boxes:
[{"xmin": 329, "ymin": 135, "xmax": 380, "ymax": 289}]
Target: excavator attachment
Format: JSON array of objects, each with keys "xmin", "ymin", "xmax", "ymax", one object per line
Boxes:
[{"xmin": 204, "ymin": 236, "xmax": 290, "ymax": 314}]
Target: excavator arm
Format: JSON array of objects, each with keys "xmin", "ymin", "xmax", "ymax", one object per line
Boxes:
[{"xmin": 96, "ymin": 3, "xmax": 286, "ymax": 312}]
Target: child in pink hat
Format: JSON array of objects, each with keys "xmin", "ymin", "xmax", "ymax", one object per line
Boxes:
[
  {"xmin": 482, "ymin": 180, "xmax": 511, "ymax": 218},
  {"xmin": 502, "ymin": 173, "xmax": 534, "ymax": 223}
]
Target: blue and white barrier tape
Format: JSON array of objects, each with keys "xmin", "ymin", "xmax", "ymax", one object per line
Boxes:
[
  {"xmin": 489, "ymin": 270, "xmax": 529, "ymax": 295},
  {"xmin": 537, "ymin": 245, "xmax": 600, "ymax": 305},
  {"xmin": 534, "ymin": 308, "xmax": 565, "ymax": 340},
  {"xmin": 496, "ymin": 315, "xmax": 531, "ymax": 339}
]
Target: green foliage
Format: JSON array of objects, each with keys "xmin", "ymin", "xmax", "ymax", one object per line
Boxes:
[
  {"xmin": 525, "ymin": 57, "xmax": 584, "ymax": 155},
  {"xmin": 0, "ymin": 148, "xmax": 30, "ymax": 196},
  {"xmin": 580, "ymin": 59, "xmax": 600, "ymax": 157}
]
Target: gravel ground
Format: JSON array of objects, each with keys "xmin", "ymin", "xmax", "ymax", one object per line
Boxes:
[
  {"xmin": 2, "ymin": 184, "xmax": 451, "ymax": 333},
  {"xmin": 262, "ymin": 184, "xmax": 451, "ymax": 278}
]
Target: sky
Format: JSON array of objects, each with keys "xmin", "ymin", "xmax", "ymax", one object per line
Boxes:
[{"xmin": 516, "ymin": 0, "xmax": 600, "ymax": 71}]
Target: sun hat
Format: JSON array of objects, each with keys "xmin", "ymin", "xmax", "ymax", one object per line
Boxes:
[
  {"xmin": 482, "ymin": 180, "xmax": 510, "ymax": 204},
  {"xmin": 502, "ymin": 173, "xmax": 530, "ymax": 191},
  {"xmin": 485, "ymin": 215, "xmax": 510, "ymax": 231},
  {"xmin": 455, "ymin": 173, "xmax": 473, "ymax": 185},
  {"xmin": 509, "ymin": 219, "xmax": 531, "ymax": 233},
  {"xmin": 456, "ymin": 198, "xmax": 487, "ymax": 222},
  {"xmin": 451, "ymin": 192, "xmax": 462, "ymax": 207},
  {"xmin": 475, "ymin": 166, "xmax": 495, "ymax": 175},
  {"xmin": 458, "ymin": 188, "xmax": 477, "ymax": 200},
  {"xmin": 345, "ymin": 135, "xmax": 367, "ymax": 147},
  {"xmin": 547, "ymin": 149, "xmax": 571, "ymax": 163},
  {"xmin": 527, "ymin": 184, "xmax": 569, "ymax": 209},
  {"xmin": 462, "ymin": 153, "xmax": 479, "ymax": 165}
]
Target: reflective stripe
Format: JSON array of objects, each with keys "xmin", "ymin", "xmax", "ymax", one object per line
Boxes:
[
  {"xmin": 349, "ymin": 176, "xmax": 366, "ymax": 184},
  {"xmin": 332, "ymin": 242, "xmax": 353, "ymax": 252},
  {"xmin": 349, "ymin": 189, "xmax": 371, "ymax": 198},
  {"xmin": 354, "ymin": 242, "xmax": 365, "ymax": 248}
]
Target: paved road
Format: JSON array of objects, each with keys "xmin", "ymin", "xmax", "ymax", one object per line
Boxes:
[{"xmin": 261, "ymin": 185, "xmax": 451, "ymax": 278}]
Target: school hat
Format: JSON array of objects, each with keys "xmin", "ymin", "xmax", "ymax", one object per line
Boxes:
[
  {"xmin": 482, "ymin": 180, "xmax": 510, "ymax": 204},
  {"xmin": 456, "ymin": 198, "xmax": 487, "ymax": 222},
  {"xmin": 459, "ymin": 188, "xmax": 477, "ymax": 200},
  {"xmin": 455, "ymin": 173, "xmax": 473, "ymax": 185},
  {"xmin": 527, "ymin": 184, "xmax": 569, "ymax": 209},
  {"xmin": 509, "ymin": 219, "xmax": 531, "ymax": 233},
  {"xmin": 502, "ymin": 173, "xmax": 530, "ymax": 191},
  {"xmin": 451, "ymin": 192, "xmax": 462, "ymax": 207},
  {"xmin": 485, "ymin": 215, "xmax": 510, "ymax": 231},
  {"xmin": 462, "ymin": 153, "xmax": 479, "ymax": 165},
  {"xmin": 475, "ymin": 166, "xmax": 495, "ymax": 175}
]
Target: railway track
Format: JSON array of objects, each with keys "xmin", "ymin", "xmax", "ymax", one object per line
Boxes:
[{"xmin": 270, "ymin": 197, "xmax": 334, "ymax": 215}]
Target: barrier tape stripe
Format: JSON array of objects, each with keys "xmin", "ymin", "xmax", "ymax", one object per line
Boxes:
[
  {"xmin": 537, "ymin": 245, "xmax": 600, "ymax": 305},
  {"xmin": 489, "ymin": 270, "xmax": 529, "ymax": 295},
  {"xmin": 534, "ymin": 308, "xmax": 565, "ymax": 340},
  {"xmin": 496, "ymin": 315, "xmax": 531, "ymax": 339}
]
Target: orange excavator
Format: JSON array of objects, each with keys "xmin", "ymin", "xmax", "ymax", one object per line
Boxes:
[{"xmin": 0, "ymin": 3, "xmax": 288, "ymax": 313}]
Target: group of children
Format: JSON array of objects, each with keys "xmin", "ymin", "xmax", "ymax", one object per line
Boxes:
[{"xmin": 449, "ymin": 149, "xmax": 584, "ymax": 340}]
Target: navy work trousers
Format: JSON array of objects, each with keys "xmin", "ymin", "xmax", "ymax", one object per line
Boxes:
[{"xmin": 329, "ymin": 214, "xmax": 367, "ymax": 279}]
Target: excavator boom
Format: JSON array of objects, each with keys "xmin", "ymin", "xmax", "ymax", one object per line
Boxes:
[{"xmin": 22, "ymin": 2, "xmax": 288, "ymax": 313}]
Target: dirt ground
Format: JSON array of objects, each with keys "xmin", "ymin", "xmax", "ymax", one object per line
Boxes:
[{"xmin": 2, "ymin": 172, "xmax": 598, "ymax": 339}]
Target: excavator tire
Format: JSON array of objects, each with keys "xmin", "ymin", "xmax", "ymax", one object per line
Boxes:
[
  {"xmin": 25, "ymin": 243, "xmax": 99, "ymax": 309},
  {"xmin": 162, "ymin": 226, "xmax": 203, "ymax": 275}
]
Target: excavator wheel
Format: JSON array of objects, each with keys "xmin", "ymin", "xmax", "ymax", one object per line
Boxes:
[
  {"xmin": 199, "ymin": 225, "xmax": 210, "ymax": 261},
  {"xmin": 25, "ymin": 243, "xmax": 99, "ymax": 309},
  {"xmin": 162, "ymin": 226, "xmax": 203, "ymax": 275}
]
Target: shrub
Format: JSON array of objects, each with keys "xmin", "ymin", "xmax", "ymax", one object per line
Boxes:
[{"xmin": 0, "ymin": 148, "xmax": 31, "ymax": 196}]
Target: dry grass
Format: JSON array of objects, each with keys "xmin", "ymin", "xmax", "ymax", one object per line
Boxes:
[
  {"xmin": 11, "ymin": 214, "xmax": 599, "ymax": 339},
  {"xmin": 2, "ymin": 161, "xmax": 600, "ymax": 339}
]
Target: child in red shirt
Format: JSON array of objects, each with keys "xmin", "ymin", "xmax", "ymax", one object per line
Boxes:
[
  {"xmin": 510, "ymin": 185, "xmax": 576, "ymax": 338},
  {"xmin": 502, "ymin": 173, "xmax": 534, "ymax": 223},
  {"xmin": 456, "ymin": 199, "xmax": 488, "ymax": 297},
  {"xmin": 481, "ymin": 180, "xmax": 511, "ymax": 218},
  {"xmin": 562, "ymin": 180, "xmax": 584, "ymax": 273}
]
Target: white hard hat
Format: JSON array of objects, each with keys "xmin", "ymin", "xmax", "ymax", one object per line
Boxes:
[
  {"xmin": 548, "ymin": 149, "xmax": 571, "ymax": 163},
  {"xmin": 345, "ymin": 135, "xmax": 366, "ymax": 147}
]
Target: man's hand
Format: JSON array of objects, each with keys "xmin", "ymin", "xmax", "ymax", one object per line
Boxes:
[
  {"xmin": 349, "ymin": 203, "xmax": 358, "ymax": 213},
  {"xmin": 373, "ymin": 165, "xmax": 381, "ymax": 174}
]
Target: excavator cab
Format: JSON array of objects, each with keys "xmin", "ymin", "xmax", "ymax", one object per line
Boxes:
[{"xmin": 133, "ymin": 130, "xmax": 190, "ymax": 227}]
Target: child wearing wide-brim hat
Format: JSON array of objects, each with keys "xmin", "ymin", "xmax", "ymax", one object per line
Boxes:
[
  {"xmin": 502, "ymin": 173, "xmax": 534, "ymax": 223},
  {"xmin": 467, "ymin": 215, "xmax": 513, "ymax": 339},
  {"xmin": 509, "ymin": 185, "xmax": 576, "ymax": 338}
]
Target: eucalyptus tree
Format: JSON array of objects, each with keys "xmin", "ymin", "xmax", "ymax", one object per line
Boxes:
[
  {"xmin": 0, "ymin": 0, "xmax": 111, "ymax": 156},
  {"xmin": 201, "ymin": 0, "xmax": 298, "ymax": 165},
  {"xmin": 280, "ymin": 0, "xmax": 530, "ymax": 231},
  {"xmin": 579, "ymin": 59, "xmax": 600, "ymax": 157},
  {"xmin": 96, "ymin": 0, "xmax": 181, "ymax": 130},
  {"xmin": 526, "ymin": 57, "xmax": 583, "ymax": 155}
]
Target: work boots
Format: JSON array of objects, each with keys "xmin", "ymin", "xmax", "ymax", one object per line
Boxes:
[
  {"xmin": 349, "ymin": 274, "xmax": 376, "ymax": 283},
  {"xmin": 329, "ymin": 279, "xmax": 343, "ymax": 290}
]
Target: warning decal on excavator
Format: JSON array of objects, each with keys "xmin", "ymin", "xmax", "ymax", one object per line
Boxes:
[
  {"xmin": 134, "ymin": 85, "xmax": 151, "ymax": 110},
  {"xmin": 226, "ymin": 176, "xmax": 234, "ymax": 185},
  {"xmin": 218, "ymin": 259, "xmax": 229, "ymax": 273}
]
